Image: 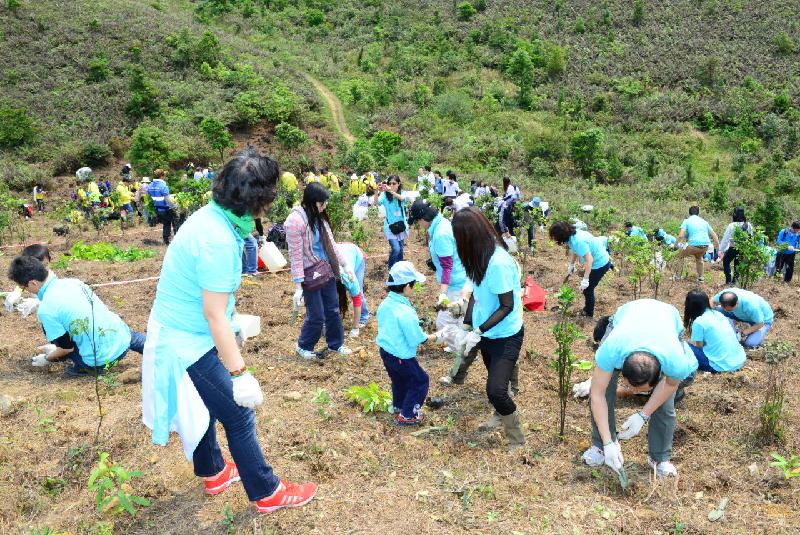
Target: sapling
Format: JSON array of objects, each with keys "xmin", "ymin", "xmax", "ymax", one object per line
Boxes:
[
  {"xmin": 550, "ymin": 286, "xmax": 583, "ymax": 438},
  {"xmin": 769, "ymin": 453, "xmax": 800, "ymax": 479},
  {"xmin": 344, "ymin": 383, "xmax": 392, "ymax": 413},
  {"xmin": 88, "ymin": 451, "xmax": 150, "ymax": 516},
  {"xmin": 731, "ymin": 226, "xmax": 770, "ymax": 289},
  {"xmin": 758, "ymin": 341, "xmax": 794, "ymax": 444}
]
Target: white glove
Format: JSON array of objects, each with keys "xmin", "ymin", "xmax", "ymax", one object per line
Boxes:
[
  {"xmin": 433, "ymin": 329, "xmax": 447, "ymax": 344},
  {"xmin": 4, "ymin": 287, "xmax": 22, "ymax": 311},
  {"xmin": 340, "ymin": 263, "xmax": 356, "ymax": 284},
  {"xmin": 463, "ymin": 329, "xmax": 482, "ymax": 355},
  {"xmin": 31, "ymin": 353, "xmax": 51, "ymax": 367},
  {"xmin": 231, "ymin": 372, "xmax": 263, "ymax": 409},
  {"xmin": 448, "ymin": 298, "xmax": 467, "ymax": 317},
  {"xmin": 572, "ymin": 378, "xmax": 592, "ymax": 398},
  {"xmin": 737, "ymin": 330, "xmax": 747, "ymax": 343},
  {"xmin": 603, "ymin": 441, "xmax": 624, "ymax": 474},
  {"xmin": 348, "ymin": 328, "xmax": 360, "ymax": 338},
  {"xmin": 17, "ymin": 297, "xmax": 40, "ymax": 317},
  {"xmin": 37, "ymin": 344, "xmax": 57, "ymax": 357},
  {"xmin": 292, "ymin": 288, "xmax": 304, "ymax": 308},
  {"xmin": 580, "ymin": 278, "xmax": 590, "ymax": 290},
  {"xmin": 437, "ymin": 293, "xmax": 450, "ymax": 307},
  {"xmin": 618, "ymin": 411, "xmax": 648, "ymax": 440},
  {"xmin": 566, "ymin": 263, "xmax": 575, "ymax": 276},
  {"xmin": 787, "ymin": 246, "xmax": 795, "ymax": 252}
]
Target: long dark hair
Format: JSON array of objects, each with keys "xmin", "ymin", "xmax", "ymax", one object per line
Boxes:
[
  {"xmin": 301, "ymin": 182, "xmax": 340, "ymax": 274},
  {"xmin": 732, "ymin": 207, "xmax": 747, "ymax": 224},
  {"xmin": 684, "ymin": 289, "xmax": 711, "ymax": 328},
  {"xmin": 548, "ymin": 220, "xmax": 577, "ymax": 245},
  {"xmin": 212, "ymin": 147, "xmax": 279, "ymax": 216},
  {"xmin": 336, "ymin": 280, "xmax": 349, "ymax": 316},
  {"xmin": 385, "ymin": 175, "xmax": 403, "ymax": 206},
  {"xmin": 502, "ymin": 176, "xmax": 511, "ymax": 191},
  {"xmin": 452, "ymin": 207, "xmax": 506, "ymax": 285}
]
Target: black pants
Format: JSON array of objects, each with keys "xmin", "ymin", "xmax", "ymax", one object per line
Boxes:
[
  {"xmin": 722, "ymin": 247, "xmax": 738, "ymax": 283},
  {"xmin": 775, "ymin": 251, "xmax": 796, "ymax": 282},
  {"xmin": 584, "ymin": 262, "xmax": 611, "ymax": 317},
  {"xmin": 478, "ymin": 327, "xmax": 524, "ymax": 416},
  {"xmin": 157, "ymin": 209, "xmax": 177, "ymax": 244}
]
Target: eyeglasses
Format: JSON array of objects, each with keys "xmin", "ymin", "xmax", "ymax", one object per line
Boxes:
[{"xmin": 387, "ymin": 182, "xmax": 399, "ymax": 186}]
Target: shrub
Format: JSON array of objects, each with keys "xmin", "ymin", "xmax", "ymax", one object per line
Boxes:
[
  {"xmin": 340, "ymin": 139, "xmax": 377, "ymax": 174},
  {"xmin": 79, "ymin": 141, "xmax": 113, "ymax": 168},
  {"xmin": 87, "ymin": 56, "xmax": 111, "ymax": 82},
  {"xmin": 6, "ymin": 0, "xmax": 21, "ymax": 13},
  {"xmin": 773, "ymin": 91, "xmax": 791, "ymax": 114},
  {"xmin": 305, "ymin": 8, "xmax": 325, "ymax": 26},
  {"xmin": 774, "ymin": 170, "xmax": 799, "ymax": 194},
  {"xmin": 758, "ymin": 341, "xmax": 793, "ymax": 444},
  {"xmin": 369, "ymin": 130, "xmax": 402, "ymax": 160},
  {"xmin": 475, "ymin": 0, "xmax": 487, "ymax": 12},
  {"xmin": 708, "ymin": 177, "xmax": 729, "ymax": 212},
  {"xmin": 0, "ymin": 103, "xmax": 35, "ymax": 148},
  {"xmin": 632, "ymin": 0, "xmax": 644, "ymax": 26},
  {"xmin": 732, "ymin": 226, "xmax": 770, "ymax": 289},
  {"xmin": 0, "ymin": 160, "xmax": 50, "ymax": 192},
  {"xmin": 570, "ymin": 128, "xmax": 606, "ymax": 179},
  {"xmin": 199, "ymin": 117, "xmax": 233, "ymax": 162},
  {"xmin": 752, "ymin": 190, "xmax": 785, "ymax": 239},
  {"xmin": 545, "ymin": 43, "xmax": 567, "ymax": 78},
  {"xmin": 264, "ymin": 85, "xmax": 301, "ymax": 124},
  {"xmin": 774, "ymin": 31, "xmax": 795, "ymax": 55},
  {"xmin": 274, "ymin": 122, "xmax": 308, "ymax": 148},
  {"xmin": 574, "ymin": 16, "xmax": 585, "ymax": 33},
  {"xmin": 434, "ymin": 90, "xmax": 473, "ymax": 123},
  {"xmin": 457, "ymin": 2, "xmax": 477, "ymax": 21},
  {"xmin": 127, "ymin": 125, "xmax": 171, "ymax": 175},
  {"xmin": 126, "ymin": 67, "xmax": 159, "ymax": 119},
  {"xmin": 167, "ymin": 29, "xmax": 222, "ymax": 68},
  {"xmin": 232, "ymin": 91, "xmax": 267, "ymax": 127},
  {"xmin": 507, "ymin": 49, "xmax": 534, "ymax": 109}
]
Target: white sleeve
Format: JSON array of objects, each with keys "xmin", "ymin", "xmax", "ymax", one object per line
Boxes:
[{"xmin": 719, "ymin": 223, "xmax": 734, "ymax": 253}]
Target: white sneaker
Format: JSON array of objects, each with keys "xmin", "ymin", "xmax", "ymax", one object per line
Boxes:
[
  {"xmin": 332, "ymin": 345, "xmax": 353, "ymax": 355},
  {"xmin": 295, "ymin": 345, "xmax": 317, "ymax": 360},
  {"xmin": 439, "ymin": 375, "xmax": 454, "ymax": 386},
  {"xmin": 648, "ymin": 457, "xmax": 678, "ymax": 477},
  {"xmin": 582, "ymin": 445, "xmax": 605, "ymax": 467}
]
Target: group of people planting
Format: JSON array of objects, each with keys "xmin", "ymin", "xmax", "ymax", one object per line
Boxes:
[{"xmin": 3, "ymin": 147, "xmax": 792, "ymax": 516}]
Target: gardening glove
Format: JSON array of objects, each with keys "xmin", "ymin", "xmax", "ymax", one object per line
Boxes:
[
  {"xmin": 566, "ymin": 263, "xmax": 575, "ymax": 276},
  {"xmin": 737, "ymin": 330, "xmax": 747, "ymax": 343},
  {"xmin": 787, "ymin": 245, "xmax": 795, "ymax": 252},
  {"xmin": 433, "ymin": 329, "xmax": 448, "ymax": 345},
  {"xmin": 463, "ymin": 329, "xmax": 482, "ymax": 355},
  {"xmin": 31, "ymin": 353, "xmax": 51, "ymax": 367},
  {"xmin": 603, "ymin": 441, "xmax": 624, "ymax": 474},
  {"xmin": 36, "ymin": 344, "xmax": 57, "ymax": 357},
  {"xmin": 618, "ymin": 411, "xmax": 649, "ymax": 440},
  {"xmin": 448, "ymin": 298, "xmax": 467, "ymax": 317},
  {"xmin": 292, "ymin": 287, "xmax": 304, "ymax": 308},
  {"xmin": 580, "ymin": 278, "xmax": 590, "ymax": 291},
  {"xmin": 572, "ymin": 378, "xmax": 592, "ymax": 398},
  {"xmin": 17, "ymin": 297, "xmax": 40, "ymax": 317},
  {"xmin": 437, "ymin": 293, "xmax": 450, "ymax": 308},
  {"xmin": 4, "ymin": 286, "xmax": 22, "ymax": 311},
  {"xmin": 232, "ymin": 372, "xmax": 263, "ymax": 409},
  {"xmin": 348, "ymin": 328, "xmax": 360, "ymax": 338}
]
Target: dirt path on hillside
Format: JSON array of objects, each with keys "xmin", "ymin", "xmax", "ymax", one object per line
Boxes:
[{"xmin": 302, "ymin": 73, "xmax": 355, "ymax": 144}]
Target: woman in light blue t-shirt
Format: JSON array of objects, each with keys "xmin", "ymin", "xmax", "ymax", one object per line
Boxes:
[
  {"xmin": 452, "ymin": 207, "xmax": 525, "ymax": 451},
  {"xmin": 373, "ymin": 175, "xmax": 409, "ymax": 269},
  {"xmin": 683, "ymin": 290, "xmax": 745, "ymax": 373}
]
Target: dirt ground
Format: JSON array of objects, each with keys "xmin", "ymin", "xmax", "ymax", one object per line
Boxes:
[{"xmin": 0, "ymin": 213, "xmax": 798, "ymax": 535}]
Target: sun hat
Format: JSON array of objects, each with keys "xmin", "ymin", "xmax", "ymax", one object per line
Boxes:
[{"xmin": 387, "ymin": 260, "xmax": 426, "ymax": 286}]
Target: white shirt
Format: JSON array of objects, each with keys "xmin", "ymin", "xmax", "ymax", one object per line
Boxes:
[
  {"xmin": 453, "ymin": 192, "xmax": 473, "ymax": 212},
  {"xmin": 443, "ymin": 179, "xmax": 460, "ymax": 197}
]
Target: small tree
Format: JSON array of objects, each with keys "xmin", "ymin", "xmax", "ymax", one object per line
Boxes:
[
  {"xmin": 570, "ymin": 128, "xmax": 606, "ymax": 180},
  {"xmin": 0, "ymin": 103, "xmax": 36, "ymax": 148},
  {"xmin": 708, "ymin": 176, "xmax": 729, "ymax": 213},
  {"xmin": 127, "ymin": 125, "xmax": 171, "ymax": 175},
  {"xmin": 731, "ymin": 226, "xmax": 770, "ymax": 288},
  {"xmin": 758, "ymin": 341, "xmax": 794, "ymax": 444},
  {"xmin": 550, "ymin": 286, "xmax": 584, "ymax": 438},
  {"xmin": 752, "ymin": 190, "xmax": 785, "ymax": 240},
  {"xmin": 507, "ymin": 49, "xmax": 534, "ymax": 110},
  {"xmin": 774, "ymin": 31, "xmax": 795, "ymax": 55},
  {"xmin": 6, "ymin": 0, "xmax": 21, "ymax": 13},
  {"xmin": 199, "ymin": 117, "xmax": 234, "ymax": 163},
  {"xmin": 457, "ymin": 2, "xmax": 477, "ymax": 21},
  {"xmin": 275, "ymin": 122, "xmax": 308, "ymax": 148},
  {"xmin": 632, "ymin": 0, "xmax": 644, "ymax": 26}
]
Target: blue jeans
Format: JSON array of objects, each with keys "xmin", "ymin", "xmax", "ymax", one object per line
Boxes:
[
  {"xmin": 242, "ymin": 235, "xmax": 258, "ymax": 274},
  {"xmin": 689, "ymin": 344, "xmax": 720, "ymax": 373},
  {"xmin": 716, "ymin": 308, "xmax": 773, "ymax": 347},
  {"xmin": 68, "ymin": 330, "xmax": 146, "ymax": 371},
  {"xmin": 355, "ymin": 259, "xmax": 369, "ymax": 324},
  {"xmin": 583, "ymin": 262, "xmax": 611, "ymax": 317},
  {"xmin": 187, "ymin": 347, "xmax": 280, "ymax": 501},
  {"xmin": 380, "ymin": 348, "xmax": 429, "ymax": 419},
  {"xmin": 387, "ymin": 238, "xmax": 404, "ymax": 269},
  {"xmin": 299, "ymin": 277, "xmax": 344, "ymax": 352}
]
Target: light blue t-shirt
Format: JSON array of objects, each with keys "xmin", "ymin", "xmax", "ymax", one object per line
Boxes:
[
  {"xmin": 375, "ymin": 292, "xmax": 428, "ymax": 359},
  {"xmin": 568, "ymin": 229, "xmax": 611, "ymax": 270},
  {"xmin": 311, "ymin": 225, "xmax": 328, "ymax": 263},
  {"xmin": 428, "ymin": 214, "xmax": 467, "ymax": 291},
  {"xmin": 713, "ymin": 288, "xmax": 774, "ymax": 325},
  {"xmin": 152, "ymin": 203, "xmax": 243, "ymax": 350},
  {"xmin": 378, "ymin": 192, "xmax": 407, "ymax": 234},
  {"xmin": 690, "ymin": 309, "xmax": 746, "ymax": 372},
  {"xmin": 680, "ymin": 215, "xmax": 713, "ymax": 246},
  {"xmin": 656, "ymin": 229, "xmax": 677, "ymax": 246},
  {"xmin": 471, "ymin": 246, "xmax": 523, "ymax": 339},
  {"xmin": 37, "ymin": 277, "xmax": 132, "ymax": 367},
  {"xmin": 628, "ymin": 226, "xmax": 647, "ymax": 239},
  {"xmin": 595, "ymin": 299, "xmax": 698, "ymax": 380},
  {"xmin": 337, "ymin": 242, "xmax": 364, "ymax": 297}
]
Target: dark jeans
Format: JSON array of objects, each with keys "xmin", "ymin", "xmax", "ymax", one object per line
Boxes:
[
  {"xmin": 156, "ymin": 209, "xmax": 177, "ymax": 245},
  {"xmin": 380, "ymin": 348, "xmax": 429, "ymax": 419},
  {"xmin": 298, "ymin": 277, "xmax": 344, "ymax": 352},
  {"xmin": 478, "ymin": 327, "xmax": 524, "ymax": 416},
  {"xmin": 67, "ymin": 331, "xmax": 146, "ymax": 372},
  {"xmin": 242, "ymin": 235, "xmax": 258, "ymax": 274},
  {"xmin": 722, "ymin": 247, "xmax": 738, "ymax": 284},
  {"xmin": 688, "ymin": 344, "xmax": 720, "ymax": 373},
  {"xmin": 387, "ymin": 238, "xmax": 404, "ymax": 269},
  {"xmin": 583, "ymin": 262, "xmax": 611, "ymax": 317},
  {"xmin": 775, "ymin": 251, "xmax": 796, "ymax": 282},
  {"xmin": 187, "ymin": 347, "xmax": 280, "ymax": 501}
]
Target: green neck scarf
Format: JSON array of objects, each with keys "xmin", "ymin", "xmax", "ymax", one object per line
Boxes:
[{"xmin": 211, "ymin": 201, "xmax": 254, "ymax": 239}]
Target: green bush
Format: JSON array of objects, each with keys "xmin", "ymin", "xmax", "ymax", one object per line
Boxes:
[
  {"xmin": 264, "ymin": 85, "xmax": 301, "ymax": 124},
  {"xmin": 87, "ymin": 56, "xmax": 111, "ymax": 82},
  {"xmin": 632, "ymin": 0, "xmax": 644, "ymax": 26},
  {"xmin": 457, "ymin": 2, "xmax": 477, "ymax": 21},
  {"xmin": 6, "ymin": 0, "xmax": 21, "ymax": 13},
  {"xmin": 340, "ymin": 139, "xmax": 377, "ymax": 174},
  {"xmin": 127, "ymin": 125, "xmax": 172, "ymax": 175},
  {"xmin": 434, "ymin": 90, "xmax": 473, "ymax": 123},
  {"xmin": 79, "ymin": 141, "xmax": 113, "ymax": 168},
  {"xmin": 233, "ymin": 91, "xmax": 267, "ymax": 127},
  {"xmin": 0, "ymin": 103, "xmax": 35, "ymax": 148},
  {"xmin": 774, "ymin": 170, "xmax": 799, "ymax": 195},
  {"xmin": 752, "ymin": 190, "xmax": 785, "ymax": 240},
  {"xmin": 369, "ymin": 130, "xmax": 402, "ymax": 160},
  {"xmin": 507, "ymin": 49, "xmax": 534, "ymax": 109},
  {"xmin": 708, "ymin": 177, "xmax": 729, "ymax": 212},
  {"xmin": 774, "ymin": 31, "xmax": 795, "ymax": 55},
  {"xmin": 199, "ymin": 117, "xmax": 233, "ymax": 162},
  {"xmin": 126, "ymin": 67, "xmax": 160, "ymax": 119},
  {"xmin": 570, "ymin": 128, "xmax": 606, "ymax": 180},
  {"xmin": 305, "ymin": 8, "xmax": 325, "ymax": 26},
  {"xmin": 274, "ymin": 122, "xmax": 308, "ymax": 148},
  {"xmin": 545, "ymin": 43, "xmax": 567, "ymax": 78},
  {"xmin": 167, "ymin": 29, "xmax": 222, "ymax": 69},
  {"xmin": 0, "ymin": 160, "xmax": 50, "ymax": 192}
]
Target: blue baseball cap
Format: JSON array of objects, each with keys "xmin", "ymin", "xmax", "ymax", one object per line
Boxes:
[{"xmin": 387, "ymin": 261, "xmax": 426, "ymax": 286}]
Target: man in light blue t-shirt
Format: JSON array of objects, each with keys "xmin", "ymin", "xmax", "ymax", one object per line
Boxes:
[
  {"xmin": 584, "ymin": 299, "xmax": 697, "ymax": 479},
  {"xmin": 712, "ymin": 288, "xmax": 774, "ymax": 348},
  {"xmin": 7, "ymin": 255, "xmax": 145, "ymax": 376},
  {"xmin": 677, "ymin": 206, "xmax": 719, "ymax": 282}
]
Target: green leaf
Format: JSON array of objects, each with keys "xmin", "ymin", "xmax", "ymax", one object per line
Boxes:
[{"xmin": 118, "ymin": 490, "xmax": 136, "ymax": 516}]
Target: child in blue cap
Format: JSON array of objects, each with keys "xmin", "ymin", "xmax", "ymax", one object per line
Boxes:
[{"xmin": 375, "ymin": 260, "xmax": 442, "ymax": 425}]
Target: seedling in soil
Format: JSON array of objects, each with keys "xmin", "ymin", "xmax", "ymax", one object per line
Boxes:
[
  {"xmin": 769, "ymin": 453, "xmax": 800, "ymax": 479},
  {"xmin": 550, "ymin": 286, "xmax": 583, "ymax": 438},
  {"xmin": 221, "ymin": 503, "xmax": 236, "ymax": 534},
  {"xmin": 35, "ymin": 408, "xmax": 55, "ymax": 434},
  {"xmin": 344, "ymin": 383, "xmax": 392, "ymax": 413},
  {"xmin": 312, "ymin": 388, "xmax": 332, "ymax": 420},
  {"xmin": 88, "ymin": 451, "xmax": 150, "ymax": 517}
]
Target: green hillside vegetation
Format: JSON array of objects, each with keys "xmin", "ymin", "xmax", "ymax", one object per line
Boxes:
[{"xmin": 1, "ymin": 0, "xmax": 799, "ymax": 232}]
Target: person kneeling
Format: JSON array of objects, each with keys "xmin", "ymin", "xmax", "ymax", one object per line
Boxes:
[{"xmin": 7, "ymin": 255, "xmax": 145, "ymax": 376}]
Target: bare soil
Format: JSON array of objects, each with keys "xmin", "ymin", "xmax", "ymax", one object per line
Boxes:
[{"xmin": 0, "ymin": 216, "xmax": 798, "ymax": 535}]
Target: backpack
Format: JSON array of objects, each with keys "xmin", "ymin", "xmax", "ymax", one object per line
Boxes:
[{"xmin": 267, "ymin": 223, "xmax": 286, "ymax": 249}]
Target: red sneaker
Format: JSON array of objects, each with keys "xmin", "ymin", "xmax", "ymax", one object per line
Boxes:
[
  {"xmin": 254, "ymin": 480, "xmax": 318, "ymax": 513},
  {"xmin": 204, "ymin": 461, "xmax": 240, "ymax": 495},
  {"xmin": 396, "ymin": 412, "xmax": 425, "ymax": 426}
]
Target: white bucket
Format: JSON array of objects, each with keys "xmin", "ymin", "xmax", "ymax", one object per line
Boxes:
[
  {"xmin": 504, "ymin": 235, "xmax": 518, "ymax": 254},
  {"xmin": 259, "ymin": 241, "xmax": 286, "ymax": 272},
  {"xmin": 232, "ymin": 314, "xmax": 261, "ymax": 339}
]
